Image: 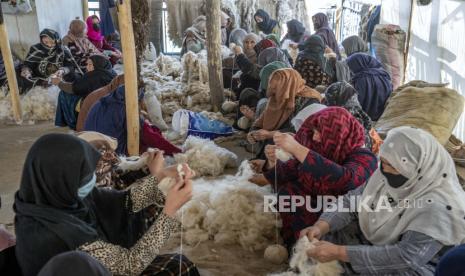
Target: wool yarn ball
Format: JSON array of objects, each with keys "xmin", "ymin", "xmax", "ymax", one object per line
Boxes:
[
  {"xmin": 221, "ymin": 100, "xmax": 238, "ymax": 113},
  {"xmin": 276, "ymin": 148, "xmax": 293, "ymax": 162},
  {"xmin": 237, "ymin": 116, "xmax": 251, "ymax": 130},
  {"xmin": 264, "ymin": 244, "xmax": 288, "ymax": 264}
]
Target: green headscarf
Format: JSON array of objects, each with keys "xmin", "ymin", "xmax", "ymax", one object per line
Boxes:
[
  {"xmin": 259, "ymin": 61, "xmax": 290, "ymax": 91},
  {"xmin": 266, "ymin": 34, "xmax": 280, "ymax": 47}
]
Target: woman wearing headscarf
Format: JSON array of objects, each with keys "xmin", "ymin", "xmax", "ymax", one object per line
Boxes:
[
  {"xmin": 312, "ymin": 13, "xmax": 341, "ymax": 60},
  {"xmin": 250, "ymin": 107, "xmax": 377, "ymax": 248},
  {"xmin": 254, "ymin": 9, "xmax": 281, "ymax": 37},
  {"xmin": 242, "ymin": 33, "xmax": 260, "ymax": 64},
  {"xmin": 86, "ymin": 15, "xmax": 121, "ymax": 65},
  {"xmin": 347, "ymin": 53, "xmax": 392, "ymax": 121},
  {"xmin": 20, "ymin": 29, "xmax": 77, "ymax": 90},
  {"xmin": 14, "ymin": 133, "xmax": 199, "ymax": 276},
  {"xmin": 63, "ymin": 19, "xmax": 102, "ymax": 73},
  {"xmin": 232, "ymin": 38, "xmax": 277, "ymax": 97},
  {"xmin": 324, "ymin": 81, "xmax": 383, "ymax": 154},
  {"xmin": 180, "ymin": 16, "xmax": 206, "ymax": 56},
  {"xmin": 302, "ymin": 126, "xmax": 465, "ymax": 276},
  {"xmin": 257, "ymin": 47, "xmax": 291, "ymax": 68},
  {"xmin": 294, "ymin": 35, "xmax": 335, "ymax": 88},
  {"xmin": 282, "ymin": 19, "xmax": 311, "ymax": 45},
  {"xmin": 223, "ymin": 28, "xmax": 249, "ymax": 88},
  {"xmin": 436, "ymin": 245, "xmax": 465, "ymax": 276},
  {"xmin": 248, "ymin": 68, "xmax": 322, "ymax": 159},
  {"xmin": 229, "ymin": 28, "xmax": 248, "ymax": 47},
  {"xmin": 84, "ymin": 85, "xmax": 181, "ymax": 156},
  {"xmin": 342, "ymin": 35, "xmax": 368, "ymax": 58},
  {"xmin": 53, "ymin": 55, "xmax": 116, "ymax": 130}
]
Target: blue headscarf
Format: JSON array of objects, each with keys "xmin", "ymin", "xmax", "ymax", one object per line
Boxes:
[
  {"xmin": 84, "ymin": 85, "xmax": 144, "ymax": 155},
  {"xmin": 346, "ymin": 53, "xmax": 392, "ymax": 121}
]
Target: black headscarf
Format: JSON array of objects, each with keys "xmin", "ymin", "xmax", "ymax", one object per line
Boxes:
[
  {"xmin": 239, "ymin": 88, "xmax": 261, "ymax": 109},
  {"xmin": 14, "ymin": 134, "xmax": 145, "ymax": 276},
  {"xmin": 286, "ymin": 20, "xmax": 306, "ymax": 42},
  {"xmin": 312, "ymin": 13, "xmax": 341, "ymax": 59},
  {"xmin": 72, "ymin": 55, "xmax": 116, "ymax": 97},
  {"xmin": 254, "ymin": 9, "xmax": 278, "ymax": 34},
  {"xmin": 38, "ymin": 251, "xmax": 111, "ymax": 276},
  {"xmin": 297, "ymin": 35, "xmax": 335, "ymax": 78}
]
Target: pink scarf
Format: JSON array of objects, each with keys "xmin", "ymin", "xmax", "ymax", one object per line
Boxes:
[{"xmin": 86, "ymin": 16, "xmax": 103, "ymax": 42}]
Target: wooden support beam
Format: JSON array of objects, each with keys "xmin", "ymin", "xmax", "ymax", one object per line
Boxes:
[
  {"xmin": 82, "ymin": 0, "xmax": 89, "ymax": 20},
  {"xmin": 205, "ymin": 0, "xmax": 224, "ymax": 112},
  {"xmin": 117, "ymin": 0, "xmax": 140, "ymax": 156},
  {"xmin": 0, "ymin": 5, "xmax": 22, "ymax": 123}
]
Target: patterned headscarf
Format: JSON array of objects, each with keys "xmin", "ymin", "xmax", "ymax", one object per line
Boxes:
[
  {"xmin": 253, "ymin": 38, "xmax": 276, "ymax": 56},
  {"xmin": 296, "ymin": 106, "xmax": 365, "ymax": 164}
]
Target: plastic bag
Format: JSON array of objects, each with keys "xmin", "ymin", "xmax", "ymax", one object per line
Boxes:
[{"xmin": 172, "ymin": 109, "xmax": 234, "ymax": 140}]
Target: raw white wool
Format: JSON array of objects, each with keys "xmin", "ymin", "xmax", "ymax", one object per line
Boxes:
[
  {"xmin": 0, "ymin": 85, "xmax": 59, "ymax": 124},
  {"xmin": 174, "ymin": 136, "xmax": 238, "ymax": 177},
  {"xmin": 270, "ymin": 236, "xmax": 344, "ymax": 276},
  {"xmin": 181, "ymin": 50, "xmax": 208, "ymax": 84},
  {"xmin": 144, "ymin": 93, "xmax": 169, "ymax": 131},
  {"xmin": 156, "ymin": 54, "xmax": 183, "ymax": 78},
  {"xmin": 237, "ymin": 116, "xmax": 251, "ymax": 130},
  {"xmin": 180, "ymin": 161, "xmax": 282, "ymax": 252},
  {"xmin": 275, "ymin": 148, "xmax": 293, "ymax": 162},
  {"xmin": 264, "ymin": 244, "xmax": 289, "ymax": 265},
  {"xmin": 144, "ymin": 42, "xmax": 158, "ymax": 61},
  {"xmin": 221, "ymin": 100, "xmax": 238, "ymax": 113}
]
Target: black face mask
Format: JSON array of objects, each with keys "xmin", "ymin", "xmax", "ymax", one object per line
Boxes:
[
  {"xmin": 93, "ymin": 23, "xmax": 100, "ymax": 32},
  {"xmin": 380, "ymin": 170, "xmax": 409, "ymax": 188}
]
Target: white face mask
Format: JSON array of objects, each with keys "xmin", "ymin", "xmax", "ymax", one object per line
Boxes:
[{"xmin": 77, "ymin": 174, "xmax": 96, "ymax": 199}]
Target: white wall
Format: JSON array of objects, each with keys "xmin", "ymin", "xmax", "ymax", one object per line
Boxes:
[
  {"xmin": 36, "ymin": 0, "xmax": 84, "ymax": 39},
  {"xmin": 4, "ymin": 11, "xmax": 40, "ymax": 59},
  {"xmin": 380, "ymin": 0, "xmax": 465, "ymax": 141}
]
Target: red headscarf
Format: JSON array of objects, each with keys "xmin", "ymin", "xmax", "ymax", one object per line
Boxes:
[
  {"xmin": 253, "ymin": 38, "xmax": 276, "ymax": 56},
  {"xmin": 86, "ymin": 16, "xmax": 103, "ymax": 42},
  {"xmin": 295, "ymin": 106, "xmax": 365, "ymax": 164}
]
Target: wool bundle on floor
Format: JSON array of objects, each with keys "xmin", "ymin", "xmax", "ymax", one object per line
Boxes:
[
  {"xmin": 156, "ymin": 54, "xmax": 183, "ymax": 78},
  {"xmin": 181, "ymin": 50, "xmax": 209, "ymax": 84},
  {"xmin": 179, "ymin": 161, "xmax": 282, "ymax": 252},
  {"xmin": 174, "ymin": 136, "xmax": 238, "ymax": 177},
  {"xmin": 270, "ymin": 236, "xmax": 343, "ymax": 276},
  {"xmin": 0, "ymin": 86, "xmax": 59, "ymax": 124}
]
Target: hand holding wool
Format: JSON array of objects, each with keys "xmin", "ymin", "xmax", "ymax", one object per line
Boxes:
[
  {"xmin": 163, "ymin": 165, "xmax": 193, "ymax": 217},
  {"xmin": 233, "ymin": 45, "xmax": 243, "ymax": 55},
  {"xmin": 307, "ymin": 241, "xmax": 348, "ymax": 263},
  {"xmin": 252, "ymin": 129, "xmax": 273, "ymax": 141},
  {"xmin": 273, "ymin": 132, "xmax": 301, "ymax": 156},
  {"xmin": 146, "ymin": 150, "xmax": 165, "ymax": 179},
  {"xmin": 264, "ymin": 145, "xmax": 277, "ymax": 168},
  {"xmin": 249, "ymin": 159, "xmax": 266, "ymax": 173}
]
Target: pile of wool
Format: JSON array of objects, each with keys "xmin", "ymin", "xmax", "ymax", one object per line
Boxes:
[
  {"xmin": 174, "ymin": 136, "xmax": 238, "ymax": 177},
  {"xmin": 0, "ymin": 86, "xmax": 59, "ymax": 124},
  {"xmin": 270, "ymin": 236, "xmax": 343, "ymax": 276},
  {"xmin": 161, "ymin": 101, "xmax": 182, "ymax": 123},
  {"xmin": 182, "ymin": 81, "xmax": 211, "ymax": 107},
  {"xmin": 199, "ymin": 111, "xmax": 234, "ymax": 126},
  {"xmin": 180, "ymin": 161, "xmax": 281, "ymax": 252},
  {"xmin": 181, "ymin": 50, "xmax": 209, "ymax": 84},
  {"xmin": 156, "ymin": 54, "xmax": 183, "ymax": 78}
]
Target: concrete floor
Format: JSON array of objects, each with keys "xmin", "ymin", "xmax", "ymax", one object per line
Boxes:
[{"xmin": 0, "ymin": 123, "xmax": 67, "ymax": 226}]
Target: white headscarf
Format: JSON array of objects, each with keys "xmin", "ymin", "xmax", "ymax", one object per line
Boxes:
[
  {"xmin": 359, "ymin": 126, "xmax": 465, "ymax": 246},
  {"xmin": 291, "ymin": 103, "xmax": 327, "ymax": 131}
]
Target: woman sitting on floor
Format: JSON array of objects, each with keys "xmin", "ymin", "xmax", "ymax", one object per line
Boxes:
[
  {"xmin": 14, "ymin": 133, "xmax": 199, "ymax": 276},
  {"xmin": 302, "ymin": 126, "xmax": 465, "ymax": 276},
  {"xmin": 346, "ymin": 53, "xmax": 392, "ymax": 121},
  {"xmin": 20, "ymin": 29, "xmax": 77, "ymax": 92},
  {"xmin": 250, "ymin": 107, "xmax": 378, "ymax": 248},
  {"xmin": 247, "ymin": 68, "xmax": 322, "ymax": 159},
  {"xmin": 53, "ymin": 55, "xmax": 116, "ymax": 130},
  {"xmin": 254, "ymin": 9, "xmax": 281, "ymax": 37},
  {"xmin": 324, "ymin": 81, "xmax": 383, "ymax": 154},
  {"xmin": 86, "ymin": 15, "xmax": 122, "ymax": 65},
  {"xmin": 294, "ymin": 35, "xmax": 335, "ymax": 88},
  {"xmin": 84, "ymin": 85, "xmax": 181, "ymax": 156},
  {"xmin": 63, "ymin": 19, "xmax": 102, "ymax": 73}
]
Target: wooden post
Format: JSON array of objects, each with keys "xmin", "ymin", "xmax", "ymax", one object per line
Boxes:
[
  {"xmin": 82, "ymin": 0, "xmax": 89, "ymax": 20},
  {"xmin": 205, "ymin": 0, "xmax": 224, "ymax": 111},
  {"xmin": 117, "ymin": 0, "xmax": 140, "ymax": 155},
  {"xmin": 0, "ymin": 5, "xmax": 22, "ymax": 123},
  {"xmin": 403, "ymin": 0, "xmax": 415, "ymax": 85}
]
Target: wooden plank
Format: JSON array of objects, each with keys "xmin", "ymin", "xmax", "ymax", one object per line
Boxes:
[
  {"xmin": 83, "ymin": 0, "xmax": 89, "ymax": 20},
  {"xmin": 0, "ymin": 4, "xmax": 22, "ymax": 123},
  {"xmin": 205, "ymin": 0, "xmax": 224, "ymax": 111},
  {"xmin": 117, "ymin": 0, "xmax": 140, "ymax": 155}
]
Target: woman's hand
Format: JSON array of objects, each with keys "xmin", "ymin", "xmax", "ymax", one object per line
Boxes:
[
  {"xmin": 264, "ymin": 145, "xmax": 277, "ymax": 169},
  {"xmin": 249, "ymin": 159, "xmax": 265, "ymax": 174},
  {"xmin": 273, "ymin": 132, "xmax": 301, "ymax": 156},
  {"xmin": 50, "ymin": 77, "xmax": 62, "ymax": 86},
  {"xmin": 252, "ymin": 129, "xmax": 273, "ymax": 141},
  {"xmin": 146, "ymin": 150, "xmax": 165, "ymax": 179},
  {"xmin": 233, "ymin": 45, "xmax": 243, "ymax": 55},
  {"xmin": 249, "ymin": 174, "xmax": 270, "ymax": 186},
  {"xmin": 307, "ymin": 241, "xmax": 348, "ymax": 263},
  {"xmin": 163, "ymin": 173, "xmax": 193, "ymax": 217},
  {"xmin": 300, "ymin": 220, "xmax": 330, "ymax": 241},
  {"xmin": 247, "ymin": 132, "xmax": 257, "ymax": 144},
  {"xmin": 240, "ymin": 105, "xmax": 255, "ymax": 120}
]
